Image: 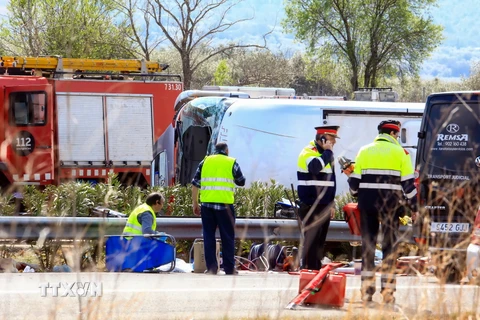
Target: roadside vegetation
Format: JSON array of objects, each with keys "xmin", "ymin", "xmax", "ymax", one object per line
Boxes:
[
  {"xmin": 0, "ymin": 174, "xmax": 352, "ymax": 219},
  {"xmin": 0, "ymin": 174, "xmax": 358, "ymax": 271}
]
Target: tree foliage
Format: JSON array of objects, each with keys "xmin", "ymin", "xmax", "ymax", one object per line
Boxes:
[
  {"xmin": 213, "ymin": 59, "xmax": 232, "ymax": 85},
  {"xmin": 113, "ymin": 0, "xmax": 166, "ymax": 60},
  {"xmin": 461, "ymin": 61, "xmax": 480, "ymax": 91},
  {"xmin": 382, "ymin": 76, "xmax": 466, "ymax": 102},
  {"xmin": 297, "ymin": 53, "xmax": 350, "ymax": 97},
  {"xmin": 144, "ymin": 0, "xmax": 268, "ymax": 89},
  {"xmin": 227, "ymin": 49, "xmax": 294, "ymax": 87},
  {"xmin": 1, "ymin": 0, "xmax": 136, "ymax": 58},
  {"xmin": 283, "ymin": 0, "xmax": 444, "ymax": 91}
]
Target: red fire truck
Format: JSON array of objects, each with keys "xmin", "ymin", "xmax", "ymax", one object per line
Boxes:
[{"xmin": 0, "ymin": 56, "xmax": 182, "ymax": 191}]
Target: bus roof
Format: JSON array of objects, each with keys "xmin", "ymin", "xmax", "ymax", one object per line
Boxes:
[{"xmin": 227, "ymin": 98, "xmax": 425, "ymax": 114}]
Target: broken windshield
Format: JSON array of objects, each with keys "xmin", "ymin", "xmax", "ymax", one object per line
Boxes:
[{"xmin": 176, "ymin": 97, "xmax": 233, "ymax": 155}]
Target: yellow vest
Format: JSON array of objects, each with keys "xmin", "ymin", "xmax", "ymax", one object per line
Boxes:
[
  {"xmin": 351, "ymin": 134, "xmax": 414, "ymax": 188},
  {"xmin": 297, "ymin": 141, "xmax": 333, "ymax": 175},
  {"xmin": 122, "ymin": 203, "xmax": 156, "ymax": 236},
  {"xmin": 200, "ymin": 154, "xmax": 236, "ymax": 204},
  {"xmin": 296, "ymin": 141, "xmax": 336, "ymax": 204}
]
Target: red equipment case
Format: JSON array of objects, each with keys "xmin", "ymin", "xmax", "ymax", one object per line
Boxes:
[
  {"xmin": 298, "ymin": 269, "xmax": 347, "ymax": 308},
  {"xmin": 343, "ymin": 203, "xmax": 361, "ymax": 236}
]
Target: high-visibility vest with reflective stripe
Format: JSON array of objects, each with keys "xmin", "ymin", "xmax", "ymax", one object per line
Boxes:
[
  {"xmin": 200, "ymin": 154, "xmax": 236, "ymax": 204},
  {"xmin": 122, "ymin": 203, "xmax": 156, "ymax": 235},
  {"xmin": 350, "ymin": 134, "xmax": 416, "ymax": 210},
  {"xmin": 297, "ymin": 141, "xmax": 336, "ymax": 205}
]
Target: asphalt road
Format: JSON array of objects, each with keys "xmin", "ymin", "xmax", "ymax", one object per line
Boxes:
[{"xmin": 0, "ymin": 271, "xmax": 479, "ymax": 320}]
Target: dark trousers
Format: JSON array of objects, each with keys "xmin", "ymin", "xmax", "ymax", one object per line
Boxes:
[
  {"xmin": 201, "ymin": 204, "xmax": 236, "ymax": 274},
  {"xmin": 360, "ymin": 208, "xmax": 400, "ymax": 296},
  {"xmin": 298, "ymin": 202, "xmax": 332, "ymax": 270}
]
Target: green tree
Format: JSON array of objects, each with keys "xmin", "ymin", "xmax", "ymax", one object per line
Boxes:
[
  {"xmin": 1, "ymin": 0, "xmax": 136, "ymax": 58},
  {"xmin": 462, "ymin": 61, "xmax": 480, "ymax": 91},
  {"xmin": 383, "ymin": 75, "xmax": 465, "ymax": 102},
  {"xmin": 283, "ymin": 0, "xmax": 443, "ymax": 91},
  {"xmin": 153, "ymin": 45, "xmax": 219, "ymax": 89},
  {"xmin": 213, "ymin": 59, "xmax": 232, "ymax": 85},
  {"xmin": 230, "ymin": 49, "xmax": 293, "ymax": 87},
  {"xmin": 301, "ymin": 53, "xmax": 350, "ymax": 96}
]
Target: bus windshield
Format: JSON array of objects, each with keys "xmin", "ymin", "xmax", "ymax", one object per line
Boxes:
[
  {"xmin": 175, "ymin": 96, "xmax": 235, "ymax": 185},
  {"xmin": 176, "ymin": 97, "xmax": 233, "ymax": 154}
]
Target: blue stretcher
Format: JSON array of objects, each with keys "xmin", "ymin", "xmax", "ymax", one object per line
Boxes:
[{"xmin": 105, "ymin": 234, "xmax": 176, "ymax": 272}]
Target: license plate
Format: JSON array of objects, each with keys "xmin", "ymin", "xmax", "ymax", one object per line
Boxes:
[{"xmin": 430, "ymin": 222, "xmax": 470, "ymax": 233}]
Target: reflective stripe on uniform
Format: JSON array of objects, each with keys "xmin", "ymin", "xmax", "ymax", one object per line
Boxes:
[
  {"xmin": 297, "ymin": 166, "xmax": 332, "ymax": 174},
  {"xmin": 201, "ymin": 177, "xmax": 235, "ymax": 184},
  {"xmin": 202, "ymin": 186, "xmax": 235, "ymax": 191},
  {"xmin": 350, "ymin": 173, "xmax": 361, "ymax": 179},
  {"xmin": 306, "ymin": 156, "xmax": 325, "ymax": 169},
  {"xmin": 359, "ymin": 183, "xmax": 402, "ymax": 190},
  {"xmin": 362, "ymin": 169, "xmax": 400, "ymax": 176},
  {"xmin": 381, "ymin": 282, "xmax": 396, "ymax": 288},
  {"xmin": 122, "ymin": 203, "xmax": 156, "ymax": 236},
  {"xmin": 297, "ymin": 180, "xmax": 335, "ymax": 187},
  {"xmin": 200, "ymin": 154, "xmax": 236, "ymax": 204},
  {"xmin": 125, "ymin": 223, "xmax": 142, "ymax": 231},
  {"xmin": 361, "ymin": 271, "xmax": 376, "ymax": 277},
  {"xmin": 405, "ymin": 188, "xmax": 417, "ymax": 199},
  {"xmin": 381, "ymin": 274, "xmax": 396, "ymax": 280}
]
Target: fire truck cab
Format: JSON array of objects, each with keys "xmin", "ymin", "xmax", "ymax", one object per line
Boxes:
[{"xmin": 0, "ymin": 56, "xmax": 182, "ymax": 191}]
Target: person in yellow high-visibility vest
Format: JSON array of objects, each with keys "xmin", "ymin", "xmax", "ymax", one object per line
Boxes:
[
  {"xmin": 123, "ymin": 192, "xmax": 165, "ymax": 236},
  {"xmin": 191, "ymin": 142, "xmax": 246, "ymax": 275},
  {"xmin": 296, "ymin": 125, "xmax": 340, "ymax": 270},
  {"xmin": 346, "ymin": 120, "xmax": 419, "ymax": 305}
]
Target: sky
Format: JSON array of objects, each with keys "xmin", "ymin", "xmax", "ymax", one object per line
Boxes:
[
  {"xmin": 228, "ymin": 0, "xmax": 480, "ymax": 81},
  {"xmin": 0, "ymin": 0, "xmax": 477, "ymax": 81}
]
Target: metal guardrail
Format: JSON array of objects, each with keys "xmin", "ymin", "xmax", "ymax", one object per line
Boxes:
[
  {"xmin": 0, "ymin": 216, "xmax": 373, "ymax": 242},
  {"xmin": 0, "ymin": 216, "xmax": 413, "ymax": 243}
]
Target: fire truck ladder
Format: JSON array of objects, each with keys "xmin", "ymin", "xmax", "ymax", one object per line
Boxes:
[{"xmin": 0, "ymin": 56, "xmax": 171, "ymax": 78}]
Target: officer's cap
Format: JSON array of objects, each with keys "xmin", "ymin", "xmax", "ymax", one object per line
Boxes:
[
  {"xmin": 315, "ymin": 125, "xmax": 340, "ymax": 138},
  {"xmin": 378, "ymin": 120, "xmax": 400, "ymax": 132}
]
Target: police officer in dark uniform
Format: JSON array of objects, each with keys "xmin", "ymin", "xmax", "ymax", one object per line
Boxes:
[
  {"xmin": 347, "ymin": 120, "xmax": 418, "ymax": 304},
  {"xmin": 296, "ymin": 125, "xmax": 340, "ymax": 270}
]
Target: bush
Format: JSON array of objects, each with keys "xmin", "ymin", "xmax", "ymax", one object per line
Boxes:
[
  {"xmin": 0, "ymin": 191, "xmax": 16, "ymax": 216},
  {"xmin": 235, "ymin": 180, "xmax": 286, "ymax": 217},
  {"xmin": 2, "ymin": 176, "xmax": 357, "ymax": 219},
  {"xmin": 334, "ymin": 192, "xmax": 357, "ymax": 220}
]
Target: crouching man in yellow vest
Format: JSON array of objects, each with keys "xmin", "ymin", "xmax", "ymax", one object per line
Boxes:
[{"xmin": 123, "ymin": 192, "xmax": 165, "ymax": 236}]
